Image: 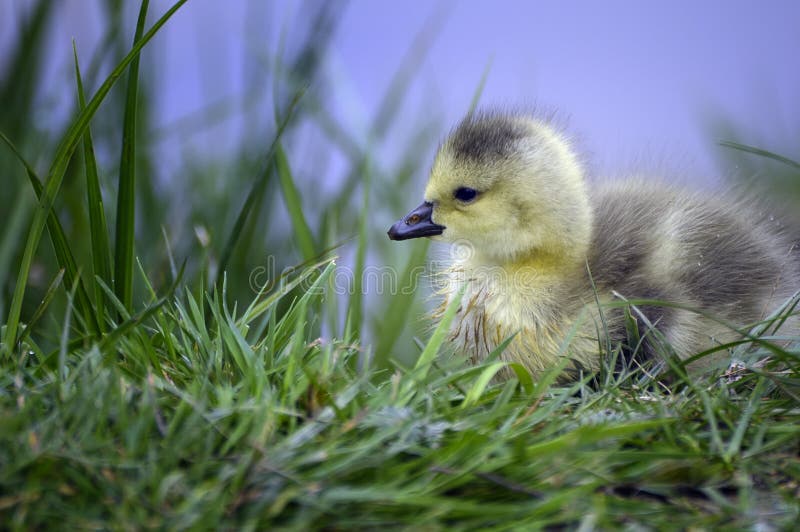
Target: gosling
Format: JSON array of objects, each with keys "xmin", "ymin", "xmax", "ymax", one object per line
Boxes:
[{"xmin": 388, "ymin": 110, "xmax": 800, "ymax": 377}]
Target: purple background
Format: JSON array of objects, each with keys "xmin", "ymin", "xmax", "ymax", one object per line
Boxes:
[{"xmin": 3, "ymin": 0, "xmax": 799, "ymax": 186}]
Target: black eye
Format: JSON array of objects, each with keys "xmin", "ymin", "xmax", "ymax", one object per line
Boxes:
[{"xmin": 453, "ymin": 187, "xmax": 478, "ymax": 203}]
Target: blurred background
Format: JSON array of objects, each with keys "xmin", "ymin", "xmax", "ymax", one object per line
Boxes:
[{"xmin": 2, "ymin": 0, "xmax": 799, "ymax": 364}]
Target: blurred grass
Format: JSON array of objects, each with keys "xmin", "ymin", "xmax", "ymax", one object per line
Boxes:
[
  {"xmin": 0, "ymin": 0, "xmax": 798, "ymax": 529},
  {"xmin": 711, "ymin": 115, "xmax": 800, "ymax": 206}
]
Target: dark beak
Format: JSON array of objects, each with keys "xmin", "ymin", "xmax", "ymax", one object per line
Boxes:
[{"xmin": 387, "ymin": 201, "xmax": 446, "ymax": 241}]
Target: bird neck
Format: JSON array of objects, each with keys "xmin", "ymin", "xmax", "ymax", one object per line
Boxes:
[
  {"xmin": 464, "ymin": 246, "xmax": 586, "ymax": 286},
  {"xmin": 507, "ymin": 249, "xmax": 585, "ymax": 281}
]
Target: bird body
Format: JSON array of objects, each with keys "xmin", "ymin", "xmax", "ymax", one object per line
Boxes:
[{"xmin": 388, "ymin": 111, "xmax": 799, "ymax": 377}]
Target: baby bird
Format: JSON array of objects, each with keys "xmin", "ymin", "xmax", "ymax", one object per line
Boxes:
[{"xmin": 388, "ymin": 110, "xmax": 800, "ymax": 377}]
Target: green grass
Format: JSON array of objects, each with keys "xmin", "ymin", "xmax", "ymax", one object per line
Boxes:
[
  {"xmin": 1, "ymin": 1, "xmax": 799, "ymax": 529},
  {"xmin": 2, "ymin": 279, "xmax": 798, "ymax": 528}
]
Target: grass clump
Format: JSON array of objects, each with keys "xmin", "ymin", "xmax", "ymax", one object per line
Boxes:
[
  {"xmin": 1, "ymin": 1, "xmax": 799, "ymax": 529},
  {"xmin": 2, "ymin": 278, "xmax": 799, "ymax": 528}
]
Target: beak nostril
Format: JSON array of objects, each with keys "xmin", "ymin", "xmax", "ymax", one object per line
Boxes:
[{"xmin": 388, "ymin": 200, "xmax": 444, "ymax": 240}]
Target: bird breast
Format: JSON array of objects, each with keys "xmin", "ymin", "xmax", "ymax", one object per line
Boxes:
[{"xmin": 440, "ymin": 259, "xmax": 598, "ymax": 373}]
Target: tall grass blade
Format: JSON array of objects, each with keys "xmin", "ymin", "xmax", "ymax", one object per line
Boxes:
[
  {"xmin": 0, "ymin": 187, "xmax": 33, "ymax": 319},
  {"xmin": 275, "ymin": 143, "xmax": 316, "ymax": 262},
  {"xmin": 114, "ymin": 0, "xmax": 149, "ymax": 311},
  {"xmin": 374, "ymin": 240, "xmax": 429, "ymax": 364},
  {"xmin": 74, "ymin": 43, "xmax": 113, "ymax": 330},
  {"xmin": 215, "ymin": 90, "xmax": 304, "ymax": 286},
  {"xmin": 2, "ymin": 0, "xmax": 188, "ymax": 355},
  {"xmin": 467, "ymin": 57, "xmax": 493, "ymax": 116},
  {"xmin": 346, "ymin": 158, "xmax": 370, "ymax": 338},
  {"xmin": 332, "ymin": 10, "xmax": 444, "ymax": 208},
  {"xmin": 369, "ymin": 9, "xmax": 445, "ymax": 140},
  {"xmin": 0, "ymin": 0, "xmax": 55, "ymax": 136},
  {"xmin": 0, "ymin": 131, "xmax": 100, "ymax": 337}
]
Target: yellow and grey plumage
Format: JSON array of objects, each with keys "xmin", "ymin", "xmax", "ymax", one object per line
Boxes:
[{"xmin": 388, "ymin": 110, "xmax": 800, "ymax": 377}]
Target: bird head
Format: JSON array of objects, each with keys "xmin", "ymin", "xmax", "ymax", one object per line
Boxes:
[{"xmin": 389, "ymin": 112, "xmax": 593, "ymax": 268}]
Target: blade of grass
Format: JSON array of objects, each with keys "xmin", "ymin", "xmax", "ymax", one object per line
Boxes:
[
  {"xmin": 98, "ymin": 261, "xmax": 185, "ymax": 355},
  {"xmin": 17, "ymin": 269, "xmax": 64, "ymax": 346},
  {"xmin": 466, "ymin": 56, "xmax": 492, "ymax": 116},
  {"xmin": 720, "ymin": 140, "xmax": 800, "ymax": 171},
  {"xmin": 461, "ymin": 362, "xmax": 507, "ymax": 408},
  {"xmin": 346, "ymin": 157, "xmax": 370, "ymax": 339},
  {"xmin": 413, "ymin": 286, "xmax": 465, "ymax": 373},
  {"xmin": 369, "ymin": 7, "xmax": 446, "ymax": 141},
  {"xmin": 0, "ymin": 188, "xmax": 33, "ymax": 315},
  {"xmin": 215, "ymin": 90, "xmax": 304, "ymax": 287},
  {"xmin": 724, "ymin": 376, "xmax": 766, "ymax": 462},
  {"xmin": 114, "ymin": 0, "xmax": 149, "ymax": 311},
  {"xmin": 374, "ymin": 239, "xmax": 430, "ymax": 365},
  {"xmin": 331, "ymin": 8, "xmax": 446, "ymax": 210},
  {"xmin": 0, "ymin": 0, "xmax": 55, "ymax": 137},
  {"xmin": 74, "ymin": 43, "xmax": 113, "ymax": 330},
  {"xmin": 3, "ymin": 0, "xmax": 188, "ymax": 356},
  {"xmin": 275, "ymin": 142, "xmax": 316, "ymax": 261},
  {"xmin": 58, "ymin": 275, "xmax": 81, "ymax": 399},
  {"xmin": 0, "ymin": 131, "xmax": 100, "ymax": 337},
  {"xmin": 698, "ymin": 389, "xmax": 724, "ymax": 458}
]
